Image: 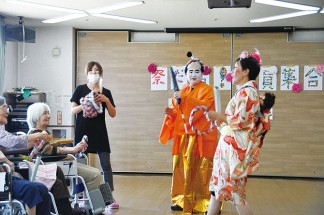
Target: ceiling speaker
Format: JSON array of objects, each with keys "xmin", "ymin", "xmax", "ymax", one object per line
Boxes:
[
  {"xmin": 208, "ymin": 0, "xmax": 252, "ymax": 8},
  {"xmin": 5, "ymin": 25, "xmax": 35, "ymax": 43}
]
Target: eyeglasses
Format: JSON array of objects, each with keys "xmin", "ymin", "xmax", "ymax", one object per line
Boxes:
[{"xmin": 0, "ymin": 104, "xmax": 9, "ymax": 113}]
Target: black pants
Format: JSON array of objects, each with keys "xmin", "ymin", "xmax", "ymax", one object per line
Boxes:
[{"xmin": 50, "ymin": 166, "xmax": 73, "ymax": 215}]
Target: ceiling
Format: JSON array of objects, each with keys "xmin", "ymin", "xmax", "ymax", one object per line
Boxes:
[{"xmin": 0, "ymin": 0, "xmax": 324, "ymax": 31}]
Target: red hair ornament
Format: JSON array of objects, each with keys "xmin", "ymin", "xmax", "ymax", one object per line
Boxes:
[
  {"xmin": 203, "ymin": 66, "xmax": 211, "ymax": 75},
  {"xmin": 239, "ymin": 49, "xmax": 262, "ymax": 66}
]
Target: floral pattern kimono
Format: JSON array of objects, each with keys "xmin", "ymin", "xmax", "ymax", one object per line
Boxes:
[{"xmin": 210, "ymin": 80, "xmax": 260, "ymax": 205}]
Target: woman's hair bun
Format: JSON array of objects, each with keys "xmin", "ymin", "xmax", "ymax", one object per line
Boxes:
[{"xmin": 187, "ymin": 52, "xmax": 192, "ymax": 58}]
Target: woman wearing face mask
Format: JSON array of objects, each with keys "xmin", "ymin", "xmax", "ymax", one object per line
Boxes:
[
  {"xmin": 159, "ymin": 52, "xmax": 218, "ymax": 214},
  {"xmin": 70, "ymin": 61, "xmax": 118, "ymax": 209}
]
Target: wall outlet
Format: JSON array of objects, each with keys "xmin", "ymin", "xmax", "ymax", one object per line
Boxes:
[{"xmin": 57, "ymin": 111, "xmax": 62, "ymax": 125}]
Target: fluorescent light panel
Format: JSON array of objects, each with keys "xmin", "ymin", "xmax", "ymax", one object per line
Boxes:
[
  {"xmin": 88, "ymin": 1, "xmax": 144, "ymax": 14},
  {"xmin": 92, "ymin": 14, "xmax": 157, "ymax": 24},
  {"xmin": 255, "ymin": 0, "xmax": 320, "ymax": 11},
  {"xmin": 42, "ymin": 13, "xmax": 88, "ymax": 23},
  {"xmin": 8, "ymin": 0, "xmax": 154, "ymax": 24},
  {"xmin": 250, "ymin": 11, "xmax": 317, "ymax": 23},
  {"xmin": 5, "ymin": 0, "xmax": 83, "ymax": 13}
]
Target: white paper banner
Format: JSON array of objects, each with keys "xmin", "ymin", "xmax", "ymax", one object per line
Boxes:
[
  {"xmin": 213, "ymin": 66, "xmax": 231, "ymax": 90},
  {"xmin": 170, "ymin": 66, "xmax": 187, "ymax": 90},
  {"xmin": 304, "ymin": 65, "xmax": 323, "ymax": 90},
  {"xmin": 151, "ymin": 67, "xmax": 168, "ymax": 91},
  {"xmin": 202, "ymin": 74, "xmax": 210, "ymax": 85},
  {"xmin": 280, "ymin": 65, "xmax": 299, "ymax": 90},
  {"xmin": 259, "ymin": 66, "xmax": 278, "ymax": 91}
]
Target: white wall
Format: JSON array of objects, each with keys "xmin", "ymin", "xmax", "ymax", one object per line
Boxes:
[
  {"xmin": 4, "ymin": 42, "xmax": 18, "ymax": 91},
  {"xmin": 4, "ymin": 26, "xmax": 75, "ymax": 129}
]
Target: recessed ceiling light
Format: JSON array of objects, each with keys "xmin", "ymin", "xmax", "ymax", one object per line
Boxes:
[
  {"xmin": 88, "ymin": 1, "xmax": 144, "ymax": 14},
  {"xmin": 250, "ymin": 10, "xmax": 317, "ymax": 23},
  {"xmin": 42, "ymin": 13, "xmax": 89, "ymax": 23},
  {"xmin": 5, "ymin": 0, "xmax": 83, "ymax": 13},
  {"xmin": 92, "ymin": 14, "xmax": 157, "ymax": 24},
  {"xmin": 6, "ymin": 0, "xmax": 153, "ymax": 24}
]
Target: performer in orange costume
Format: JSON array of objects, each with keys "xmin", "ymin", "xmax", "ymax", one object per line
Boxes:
[{"xmin": 159, "ymin": 52, "xmax": 218, "ymax": 213}]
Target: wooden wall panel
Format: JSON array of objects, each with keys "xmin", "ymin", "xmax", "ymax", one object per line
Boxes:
[{"xmin": 77, "ymin": 31, "xmax": 324, "ymax": 178}]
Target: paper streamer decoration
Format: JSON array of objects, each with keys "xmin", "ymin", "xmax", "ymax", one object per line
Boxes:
[
  {"xmin": 214, "ymin": 86, "xmax": 221, "ymax": 113},
  {"xmin": 99, "ymin": 77, "xmax": 103, "ymax": 93}
]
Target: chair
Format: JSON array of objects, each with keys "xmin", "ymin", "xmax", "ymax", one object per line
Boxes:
[
  {"xmin": 5, "ymin": 138, "xmax": 106, "ymax": 214},
  {"xmin": 43, "ymin": 153, "xmax": 106, "ymax": 215}
]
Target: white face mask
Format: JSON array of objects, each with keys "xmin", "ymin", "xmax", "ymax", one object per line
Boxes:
[
  {"xmin": 88, "ymin": 74, "xmax": 100, "ymax": 84},
  {"xmin": 186, "ymin": 61, "xmax": 203, "ymax": 86}
]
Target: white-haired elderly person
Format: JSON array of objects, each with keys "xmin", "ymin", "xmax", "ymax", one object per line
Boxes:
[
  {"xmin": 0, "ymin": 96, "xmax": 50, "ymax": 152},
  {"xmin": 0, "ymin": 95, "xmax": 52, "ymax": 215},
  {"xmin": 0, "ymin": 100, "xmax": 77, "ymax": 214},
  {"xmin": 26, "ymin": 102, "xmax": 102, "ymax": 192}
]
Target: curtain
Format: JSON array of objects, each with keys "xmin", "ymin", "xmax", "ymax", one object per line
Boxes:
[{"xmin": 0, "ymin": 16, "xmax": 6, "ymax": 95}]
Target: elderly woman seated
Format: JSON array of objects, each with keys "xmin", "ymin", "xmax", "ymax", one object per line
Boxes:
[
  {"xmin": 0, "ymin": 96, "xmax": 51, "ymax": 215},
  {"xmin": 26, "ymin": 102, "xmax": 102, "ymax": 192},
  {"xmin": 0, "ymin": 96, "xmax": 77, "ymax": 215}
]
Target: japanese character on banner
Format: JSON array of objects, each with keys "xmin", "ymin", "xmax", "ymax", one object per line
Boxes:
[
  {"xmin": 304, "ymin": 65, "xmax": 323, "ymax": 90},
  {"xmin": 151, "ymin": 67, "xmax": 168, "ymax": 91},
  {"xmin": 280, "ymin": 65, "xmax": 299, "ymax": 91},
  {"xmin": 259, "ymin": 66, "xmax": 278, "ymax": 91}
]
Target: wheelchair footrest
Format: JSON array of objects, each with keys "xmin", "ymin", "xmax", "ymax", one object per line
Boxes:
[{"xmin": 99, "ymin": 182, "xmax": 114, "ymax": 206}]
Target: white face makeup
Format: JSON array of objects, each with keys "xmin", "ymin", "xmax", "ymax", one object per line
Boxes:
[{"xmin": 186, "ymin": 61, "xmax": 203, "ymax": 86}]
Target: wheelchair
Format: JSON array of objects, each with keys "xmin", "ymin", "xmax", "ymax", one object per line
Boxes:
[
  {"xmin": 30, "ymin": 152, "xmax": 108, "ymax": 215},
  {"xmin": 0, "ymin": 162, "xmax": 27, "ymax": 215},
  {"xmin": 2, "ymin": 149, "xmax": 58, "ymax": 215},
  {"xmin": 3, "ymin": 144, "xmax": 112, "ymax": 215}
]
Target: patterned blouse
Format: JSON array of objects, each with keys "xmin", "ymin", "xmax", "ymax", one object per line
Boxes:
[{"xmin": 0, "ymin": 125, "xmax": 28, "ymax": 152}]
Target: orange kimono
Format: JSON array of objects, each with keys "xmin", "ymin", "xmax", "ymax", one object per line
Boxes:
[{"xmin": 159, "ymin": 81, "xmax": 218, "ymax": 213}]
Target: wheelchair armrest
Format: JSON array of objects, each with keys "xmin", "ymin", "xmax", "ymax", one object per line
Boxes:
[
  {"xmin": 39, "ymin": 154, "xmax": 69, "ymax": 162},
  {"xmin": 0, "ymin": 163, "xmax": 12, "ymax": 193},
  {"xmin": 2, "ymin": 148, "xmax": 29, "ymax": 156},
  {"xmin": 8, "ymin": 157, "xmax": 25, "ymax": 162},
  {"xmin": 0, "ymin": 162, "xmax": 11, "ymax": 174}
]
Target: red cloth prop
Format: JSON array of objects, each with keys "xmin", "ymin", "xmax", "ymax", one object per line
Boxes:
[{"xmin": 80, "ymin": 91, "xmax": 103, "ymax": 118}]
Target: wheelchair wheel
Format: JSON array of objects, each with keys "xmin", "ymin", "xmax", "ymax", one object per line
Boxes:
[{"xmin": 13, "ymin": 207, "xmax": 24, "ymax": 215}]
